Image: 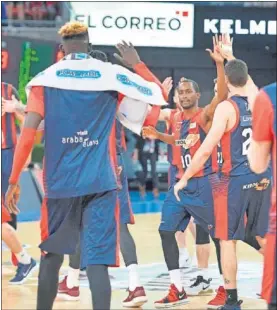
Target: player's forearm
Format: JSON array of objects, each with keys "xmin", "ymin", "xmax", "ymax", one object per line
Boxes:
[
  {"xmin": 15, "ymin": 102, "xmax": 26, "ymax": 116},
  {"xmin": 156, "ymin": 132, "xmax": 175, "ymax": 145},
  {"xmin": 134, "ymin": 62, "xmax": 168, "ymax": 101},
  {"xmin": 248, "ymin": 142, "xmax": 271, "ymax": 174},
  {"xmin": 182, "ymin": 151, "xmax": 210, "ymax": 181},
  {"xmin": 9, "ymin": 128, "xmax": 37, "ymax": 184},
  {"xmin": 216, "ymin": 61, "xmax": 228, "ymax": 102}
]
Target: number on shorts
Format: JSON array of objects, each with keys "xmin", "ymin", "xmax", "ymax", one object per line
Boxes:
[
  {"xmin": 181, "ymin": 154, "xmax": 192, "ymax": 168},
  {"xmin": 242, "ymin": 128, "xmax": 252, "ymax": 155}
]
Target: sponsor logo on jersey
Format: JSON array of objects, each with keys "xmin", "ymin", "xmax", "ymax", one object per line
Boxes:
[{"xmin": 175, "ymin": 133, "xmax": 200, "ymax": 149}]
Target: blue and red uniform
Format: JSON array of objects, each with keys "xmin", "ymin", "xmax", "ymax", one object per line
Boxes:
[
  {"xmin": 252, "ymin": 83, "xmax": 276, "ymax": 307},
  {"xmin": 160, "ymin": 109, "xmax": 220, "ymax": 236},
  {"xmin": 115, "ymin": 119, "xmax": 135, "ymax": 225},
  {"xmin": 215, "ymin": 96, "xmax": 271, "ymax": 241},
  {"xmin": 1, "ymin": 82, "xmax": 18, "ymax": 224}
]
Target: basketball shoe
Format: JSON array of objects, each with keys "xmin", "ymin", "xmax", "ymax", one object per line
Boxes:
[
  {"xmin": 122, "ymin": 286, "xmax": 148, "ymax": 307},
  {"xmin": 9, "ymin": 258, "xmax": 36, "ymax": 285},
  {"xmin": 219, "ymin": 300, "xmax": 243, "ymax": 310},
  {"xmin": 186, "ymin": 275, "xmax": 213, "ymax": 296},
  {"xmin": 57, "ymin": 276, "xmax": 80, "ymax": 301},
  {"xmin": 207, "ymin": 286, "xmax": 227, "ymax": 309},
  {"xmin": 154, "ymin": 284, "xmax": 189, "ymax": 308}
]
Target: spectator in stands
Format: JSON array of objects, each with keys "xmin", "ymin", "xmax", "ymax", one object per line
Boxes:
[
  {"xmin": 136, "ymin": 136, "xmax": 160, "ymax": 198},
  {"xmin": 5, "ymin": 1, "xmax": 24, "ymax": 20}
]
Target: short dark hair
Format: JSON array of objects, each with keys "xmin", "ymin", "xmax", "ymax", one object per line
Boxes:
[
  {"xmin": 225, "ymin": 59, "xmax": 248, "ymax": 87},
  {"xmin": 178, "ymin": 78, "xmax": 200, "ymax": 93}
]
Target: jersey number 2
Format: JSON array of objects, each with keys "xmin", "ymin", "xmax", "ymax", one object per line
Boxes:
[{"xmin": 242, "ymin": 128, "xmax": 252, "ymax": 155}]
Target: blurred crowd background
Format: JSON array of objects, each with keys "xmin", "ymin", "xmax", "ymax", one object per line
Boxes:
[{"xmin": 2, "ymin": 1, "xmax": 276, "ymax": 192}]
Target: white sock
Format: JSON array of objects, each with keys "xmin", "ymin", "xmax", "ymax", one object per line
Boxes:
[
  {"xmin": 127, "ymin": 264, "xmax": 140, "ymax": 291},
  {"xmin": 15, "ymin": 249, "xmax": 31, "ymax": 264},
  {"xmin": 197, "ymin": 268, "xmax": 209, "ymax": 279},
  {"xmin": 67, "ymin": 267, "xmax": 80, "ymax": 288},
  {"xmin": 179, "ymin": 247, "xmax": 189, "ymax": 258},
  {"xmin": 169, "ymin": 269, "xmax": 183, "ymax": 292}
]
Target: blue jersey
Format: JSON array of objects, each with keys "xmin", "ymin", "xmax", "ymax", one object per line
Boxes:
[
  {"xmin": 115, "ymin": 119, "xmax": 126, "ymax": 154},
  {"xmin": 43, "ymin": 88, "xmax": 118, "ymax": 198},
  {"xmin": 221, "ymin": 96, "xmax": 253, "ymax": 176}
]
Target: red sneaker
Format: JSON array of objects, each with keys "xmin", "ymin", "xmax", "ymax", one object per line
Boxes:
[
  {"xmin": 207, "ymin": 286, "xmax": 226, "ymax": 309},
  {"xmin": 154, "ymin": 284, "xmax": 189, "ymax": 308},
  {"xmin": 122, "ymin": 286, "xmax": 148, "ymax": 307},
  {"xmin": 57, "ymin": 276, "xmax": 80, "ymax": 301}
]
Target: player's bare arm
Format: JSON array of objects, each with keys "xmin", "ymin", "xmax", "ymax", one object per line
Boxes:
[
  {"xmin": 142, "ymin": 126, "xmax": 175, "ymax": 145},
  {"xmin": 174, "ymin": 102, "xmax": 232, "ymax": 200},
  {"xmin": 248, "ymin": 90, "xmax": 273, "ymax": 174},
  {"xmin": 202, "ymin": 34, "xmax": 228, "ymax": 127}
]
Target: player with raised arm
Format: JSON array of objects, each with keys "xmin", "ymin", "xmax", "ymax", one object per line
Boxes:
[
  {"xmin": 174, "ymin": 60, "xmax": 271, "ymax": 310},
  {"xmin": 143, "ymin": 35, "xmax": 229, "ymax": 308}
]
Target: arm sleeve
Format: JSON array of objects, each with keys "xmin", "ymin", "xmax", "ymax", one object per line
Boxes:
[
  {"xmin": 252, "ymin": 90, "xmax": 273, "ymax": 142},
  {"xmin": 26, "ymin": 86, "xmax": 45, "ymax": 118}
]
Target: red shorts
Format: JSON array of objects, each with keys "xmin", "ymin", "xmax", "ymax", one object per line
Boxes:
[{"xmin": 2, "ymin": 204, "xmax": 11, "ymax": 224}]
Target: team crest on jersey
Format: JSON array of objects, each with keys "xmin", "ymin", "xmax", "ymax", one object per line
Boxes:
[
  {"xmin": 175, "ymin": 134, "xmax": 200, "ymax": 149},
  {"xmin": 189, "ymin": 122, "xmax": 197, "ymax": 129}
]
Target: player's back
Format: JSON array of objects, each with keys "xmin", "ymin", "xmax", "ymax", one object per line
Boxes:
[
  {"xmin": 43, "ymin": 87, "xmax": 118, "ymax": 198},
  {"xmin": 221, "ymin": 95, "xmax": 253, "ymax": 176}
]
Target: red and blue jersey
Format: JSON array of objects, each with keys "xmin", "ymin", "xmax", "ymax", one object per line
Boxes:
[
  {"xmin": 173, "ymin": 109, "xmax": 218, "ymax": 179},
  {"xmin": 221, "ymin": 96, "xmax": 253, "ymax": 176},
  {"xmin": 1, "ymin": 82, "xmax": 17, "ymax": 149}
]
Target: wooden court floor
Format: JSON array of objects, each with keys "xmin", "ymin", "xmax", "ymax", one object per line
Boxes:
[{"xmin": 2, "ymin": 213, "xmax": 267, "ymax": 310}]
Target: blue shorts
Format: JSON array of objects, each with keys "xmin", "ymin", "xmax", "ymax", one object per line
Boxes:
[
  {"xmin": 160, "ymin": 174, "xmax": 220, "ymax": 237},
  {"xmin": 39, "ymin": 190, "xmax": 120, "ymax": 268},
  {"xmin": 215, "ymin": 172, "xmax": 271, "ymax": 240},
  {"xmin": 1, "ymin": 148, "xmax": 14, "ymax": 195},
  {"xmin": 168, "ymin": 164, "xmax": 178, "ymax": 189},
  {"xmin": 117, "ymin": 154, "xmax": 134, "ymax": 224}
]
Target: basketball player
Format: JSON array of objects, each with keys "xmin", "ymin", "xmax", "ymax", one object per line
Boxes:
[
  {"xmin": 5, "ymin": 22, "xmax": 167, "ymax": 310},
  {"xmin": 2, "ymin": 83, "xmax": 36, "ymax": 283},
  {"xmin": 174, "ymin": 59, "xmax": 271, "ymax": 309},
  {"xmin": 58, "ymin": 50, "xmax": 151, "ymax": 307},
  {"xmin": 143, "ymin": 37, "xmax": 228, "ymax": 307},
  {"xmin": 248, "ymin": 82, "xmax": 276, "ymax": 310}
]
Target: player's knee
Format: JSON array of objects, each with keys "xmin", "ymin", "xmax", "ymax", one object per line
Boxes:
[{"xmin": 2, "ymin": 222, "xmax": 15, "ymax": 240}]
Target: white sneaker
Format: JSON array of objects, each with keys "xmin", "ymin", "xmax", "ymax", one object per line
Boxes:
[{"xmin": 186, "ymin": 275, "xmax": 213, "ymax": 296}]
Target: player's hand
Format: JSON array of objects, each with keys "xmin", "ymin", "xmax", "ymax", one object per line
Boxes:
[
  {"xmin": 116, "ymin": 166, "xmax": 123, "ymax": 176},
  {"xmin": 114, "ymin": 41, "xmax": 141, "ymax": 68},
  {"xmin": 219, "ymin": 33, "xmax": 234, "ymax": 61},
  {"xmin": 5, "ymin": 184, "xmax": 21, "ymax": 215},
  {"xmin": 1, "ymin": 95, "xmax": 19, "ymax": 114},
  {"xmin": 206, "ymin": 34, "xmax": 224, "ymax": 64},
  {"xmin": 174, "ymin": 178, "xmax": 188, "ymax": 202},
  {"xmin": 142, "ymin": 126, "xmax": 159, "ymax": 140},
  {"xmin": 162, "ymin": 77, "xmax": 173, "ymax": 96}
]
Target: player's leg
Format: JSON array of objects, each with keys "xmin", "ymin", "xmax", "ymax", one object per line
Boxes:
[
  {"xmin": 186, "ymin": 224, "xmax": 213, "ymax": 296},
  {"xmin": 2, "ymin": 206, "xmax": 36, "ymax": 284},
  {"xmin": 138, "ymin": 153, "xmax": 148, "ymax": 197},
  {"xmin": 150, "ymin": 152, "xmax": 159, "ymax": 197},
  {"xmin": 80, "ymin": 190, "xmax": 119, "ymax": 310},
  {"xmin": 155, "ymin": 187, "xmax": 192, "ymax": 308},
  {"xmin": 176, "ymin": 230, "xmax": 191, "ymax": 268},
  {"xmin": 37, "ymin": 197, "xmax": 81, "ymax": 310}
]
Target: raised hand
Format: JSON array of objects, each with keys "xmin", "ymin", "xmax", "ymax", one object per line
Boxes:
[
  {"xmin": 114, "ymin": 41, "xmax": 141, "ymax": 68},
  {"xmin": 205, "ymin": 34, "xmax": 224, "ymax": 63},
  {"xmin": 2, "ymin": 95, "xmax": 19, "ymax": 114},
  {"xmin": 219, "ymin": 33, "xmax": 235, "ymax": 61},
  {"xmin": 162, "ymin": 77, "xmax": 173, "ymax": 97}
]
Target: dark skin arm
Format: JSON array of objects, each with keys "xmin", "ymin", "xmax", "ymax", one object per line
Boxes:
[{"xmin": 142, "ymin": 126, "xmax": 175, "ymax": 145}]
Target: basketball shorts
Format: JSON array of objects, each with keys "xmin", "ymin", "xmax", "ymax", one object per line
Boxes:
[
  {"xmin": 214, "ymin": 172, "xmax": 271, "ymax": 240},
  {"xmin": 1, "ymin": 203, "xmax": 11, "ymax": 223},
  {"xmin": 160, "ymin": 173, "xmax": 220, "ymax": 237},
  {"xmin": 1, "ymin": 148, "xmax": 14, "ymax": 195},
  {"xmin": 40, "ymin": 190, "xmax": 120, "ymax": 268},
  {"xmin": 117, "ymin": 153, "xmax": 134, "ymax": 225},
  {"xmin": 168, "ymin": 164, "xmax": 178, "ymax": 189},
  {"xmin": 262, "ymin": 233, "xmax": 276, "ymax": 305}
]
